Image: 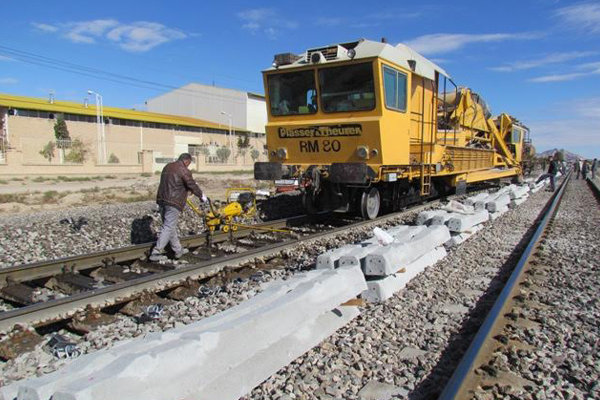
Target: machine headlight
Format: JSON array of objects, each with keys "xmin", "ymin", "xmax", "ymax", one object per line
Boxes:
[
  {"xmin": 276, "ymin": 147, "xmax": 288, "ymax": 160},
  {"xmin": 370, "ymin": 148, "xmax": 379, "ymax": 157},
  {"xmin": 356, "ymin": 146, "xmax": 369, "ymax": 159},
  {"xmin": 347, "ymin": 48, "xmax": 356, "ymax": 59}
]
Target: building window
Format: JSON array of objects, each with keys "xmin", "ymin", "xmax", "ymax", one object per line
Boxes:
[{"xmin": 382, "ymin": 65, "xmax": 407, "ymax": 112}]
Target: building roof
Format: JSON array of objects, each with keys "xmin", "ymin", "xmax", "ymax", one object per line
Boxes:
[
  {"xmin": 0, "ymin": 93, "xmax": 248, "ymax": 132},
  {"xmin": 266, "ymin": 38, "xmax": 450, "ymax": 81}
]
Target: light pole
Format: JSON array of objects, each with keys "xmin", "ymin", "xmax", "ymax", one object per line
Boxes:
[
  {"xmin": 220, "ymin": 111, "xmax": 233, "ymax": 164},
  {"xmin": 88, "ymin": 90, "xmax": 106, "ymax": 164}
]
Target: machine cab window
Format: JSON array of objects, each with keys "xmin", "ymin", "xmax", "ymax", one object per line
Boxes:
[
  {"xmin": 267, "ymin": 71, "xmax": 317, "ymax": 116},
  {"xmin": 318, "ymin": 62, "xmax": 375, "ymax": 113},
  {"xmin": 511, "ymin": 128, "xmax": 522, "ymax": 143},
  {"xmin": 382, "ymin": 65, "xmax": 407, "ymax": 112}
]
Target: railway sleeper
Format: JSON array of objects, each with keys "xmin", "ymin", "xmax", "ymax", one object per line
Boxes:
[
  {"xmin": 0, "ymin": 327, "xmax": 44, "ymax": 361},
  {"xmin": 0, "ymin": 282, "xmax": 37, "ymax": 306},
  {"xmin": 118, "ymin": 291, "xmax": 172, "ymax": 318},
  {"xmin": 68, "ymin": 306, "xmax": 118, "ymax": 334},
  {"xmin": 89, "ymin": 264, "xmax": 152, "ymax": 283},
  {"xmin": 44, "ymin": 273, "xmax": 98, "ymax": 295},
  {"xmin": 166, "ymin": 278, "xmax": 201, "ymax": 301}
]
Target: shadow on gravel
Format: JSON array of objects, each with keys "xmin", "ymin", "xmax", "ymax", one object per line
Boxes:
[
  {"xmin": 131, "ymin": 215, "xmax": 156, "ymax": 244},
  {"xmin": 408, "ymin": 214, "xmax": 544, "ymax": 400}
]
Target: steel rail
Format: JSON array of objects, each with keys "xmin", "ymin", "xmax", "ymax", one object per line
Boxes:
[
  {"xmin": 438, "ymin": 172, "xmax": 571, "ymax": 400},
  {"xmin": 0, "ymin": 217, "xmax": 297, "ymax": 287},
  {"xmin": 586, "ymin": 176, "xmax": 600, "ymax": 198},
  {"xmin": 0, "ymin": 201, "xmax": 438, "ymax": 332}
]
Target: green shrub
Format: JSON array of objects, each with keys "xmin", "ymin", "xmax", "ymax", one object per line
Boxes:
[
  {"xmin": 39, "ymin": 141, "xmax": 56, "ymax": 162},
  {"xmin": 0, "ymin": 193, "xmax": 27, "ymax": 203},
  {"xmin": 64, "ymin": 139, "xmax": 88, "ymax": 164},
  {"xmin": 42, "ymin": 190, "xmax": 59, "ymax": 202},
  {"xmin": 216, "ymin": 146, "xmax": 231, "ymax": 163},
  {"xmin": 108, "ymin": 153, "xmax": 120, "ymax": 164}
]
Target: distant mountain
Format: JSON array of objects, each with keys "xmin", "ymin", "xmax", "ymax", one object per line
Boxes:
[{"xmin": 537, "ymin": 148, "xmax": 586, "ymax": 161}]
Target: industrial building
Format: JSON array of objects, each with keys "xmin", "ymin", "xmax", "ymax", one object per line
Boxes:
[
  {"xmin": 145, "ymin": 83, "xmax": 267, "ymax": 135},
  {"xmin": 0, "ymin": 92, "xmax": 267, "ymax": 176}
]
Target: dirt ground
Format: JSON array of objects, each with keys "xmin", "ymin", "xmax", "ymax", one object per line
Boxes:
[{"xmin": 0, "ymin": 172, "xmax": 272, "ymax": 215}]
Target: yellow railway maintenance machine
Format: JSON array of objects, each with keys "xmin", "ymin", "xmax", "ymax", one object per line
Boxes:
[{"xmin": 254, "ymin": 39, "xmax": 529, "ymax": 219}]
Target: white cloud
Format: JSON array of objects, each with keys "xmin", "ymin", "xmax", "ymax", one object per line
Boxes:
[
  {"xmin": 491, "ymin": 51, "xmax": 596, "ymax": 72},
  {"xmin": 528, "ymin": 97, "xmax": 600, "ymax": 157},
  {"xmin": 237, "ymin": 8, "xmax": 297, "ymax": 38},
  {"xmin": 577, "ymin": 61, "xmax": 600, "ymax": 70},
  {"xmin": 529, "ymin": 72, "xmax": 587, "ymax": 82},
  {"xmin": 555, "ymin": 2, "xmax": 600, "ymax": 34},
  {"xmin": 0, "ymin": 55, "xmax": 14, "ymax": 62},
  {"xmin": 529, "ymin": 64, "xmax": 600, "ymax": 82},
  {"xmin": 64, "ymin": 19, "xmax": 119, "ymax": 44},
  {"xmin": 527, "ymin": 119, "xmax": 600, "ymax": 153},
  {"xmin": 31, "ymin": 22, "xmax": 59, "ymax": 33},
  {"xmin": 404, "ymin": 32, "xmax": 541, "ymax": 55},
  {"xmin": 315, "ymin": 12, "xmax": 419, "ymax": 29},
  {"xmin": 106, "ymin": 22, "xmax": 186, "ymax": 52},
  {"xmin": 0, "ymin": 77, "xmax": 18, "ymax": 85},
  {"xmin": 367, "ymin": 11, "xmax": 421, "ymax": 20},
  {"xmin": 31, "ymin": 19, "xmax": 187, "ymax": 52},
  {"xmin": 569, "ymin": 97, "xmax": 600, "ymax": 119}
]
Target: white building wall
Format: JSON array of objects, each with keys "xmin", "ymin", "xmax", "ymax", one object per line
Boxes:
[
  {"xmin": 147, "ymin": 83, "xmax": 266, "ymax": 134},
  {"xmin": 246, "ymin": 96, "xmax": 267, "ymax": 134}
]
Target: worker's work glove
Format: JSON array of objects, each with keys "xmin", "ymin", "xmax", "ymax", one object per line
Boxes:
[{"xmin": 201, "ymin": 194, "xmax": 208, "ymax": 203}]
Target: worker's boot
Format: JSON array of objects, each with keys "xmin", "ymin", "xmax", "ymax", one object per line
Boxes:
[
  {"xmin": 174, "ymin": 248, "xmax": 189, "ymax": 259},
  {"xmin": 149, "ymin": 248, "xmax": 167, "ymax": 262}
]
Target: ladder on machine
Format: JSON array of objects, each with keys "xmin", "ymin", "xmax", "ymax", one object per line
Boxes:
[{"xmin": 419, "ymin": 76, "xmax": 433, "ymax": 196}]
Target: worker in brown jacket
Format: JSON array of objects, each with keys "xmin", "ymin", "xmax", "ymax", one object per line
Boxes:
[{"xmin": 150, "ymin": 153, "xmax": 207, "ymax": 261}]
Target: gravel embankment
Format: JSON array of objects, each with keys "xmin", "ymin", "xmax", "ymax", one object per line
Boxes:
[
  {"xmin": 0, "ymin": 192, "xmax": 303, "ymax": 268},
  {"xmin": 0, "ymin": 210, "xmax": 416, "ymax": 386},
  {"xmin": 247, "ymin": 185, "xmax": 555, "ymax": 399},
  {"xmin": 1, "ymin": 183, "xmax": 566, "ymax": 397},
  {"xmin": 471, "ymin": 178, "xmax": 600, "ymax": 399}
]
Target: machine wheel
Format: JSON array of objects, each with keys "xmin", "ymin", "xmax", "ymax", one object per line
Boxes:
[
  {"xmin": 222, "ymin": 225, "xmax": 230, "ymax": 233},
  {"xmin": 360, "ymin": 187, "xmax": 380, "ymax": 220}
]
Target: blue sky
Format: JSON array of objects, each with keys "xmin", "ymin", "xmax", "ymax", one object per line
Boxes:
[{"xmin": 1, "ymin": 0, "xmax": 599, "ymax": 157}]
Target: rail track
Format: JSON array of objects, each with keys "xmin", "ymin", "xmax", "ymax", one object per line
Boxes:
[
  {"xmin": 0, "ymin": 198, "xmax": 447, "ymax": 343},
  {"xmin": 438, "ymin": 172, "xmax": 572, "ymax": 399}
]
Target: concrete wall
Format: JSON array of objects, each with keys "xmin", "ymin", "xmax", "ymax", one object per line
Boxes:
[{"xmin": 0, "ymin": 111, "xmax": 266, "ymax": 175}]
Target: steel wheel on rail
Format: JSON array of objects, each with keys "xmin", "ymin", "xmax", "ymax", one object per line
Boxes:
[{"xmin": 360, "ymin": 187, "xmax": 380, "ymax": 220}]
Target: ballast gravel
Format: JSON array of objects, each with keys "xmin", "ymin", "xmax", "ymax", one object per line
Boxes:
[
  {"xmin": 1, "ymin": 183, "xmax": 573, "ymax": 399},
  {"xmin": 247, "ymin": 186, "xmax": 556, "ymax": 400},
  {"xmin": 471, "ymin": 179, "xmax": 600, "ymax": 400},
  {"xmin": 0, "ymin": 207, "xmax": 417, "ymax": 387},
  {"xmin": 0, "ymin": 193, "xmax": 303, "ymax": 269}
]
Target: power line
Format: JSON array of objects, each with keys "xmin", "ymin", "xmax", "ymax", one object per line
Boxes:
[{"xmin": 0, "ymin": 45, "xmax": 259, "ymax": 103}]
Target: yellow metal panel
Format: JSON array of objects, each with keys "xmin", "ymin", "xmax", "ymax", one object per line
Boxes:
[
  {"xmin": 378, "ymin": 60, "xmax": 411, "ymax": 165},
  {"xmin": 266, "ymin": 117, "xmax": 383, "ymax": 165},
  {"xmin": 464, "ymin": 167, "xmax": 520, "ymax": 183}
]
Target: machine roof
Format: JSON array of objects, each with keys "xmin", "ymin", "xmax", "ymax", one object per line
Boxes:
[
  {"xmin": 0, "ymin": 93, "xmax": 249, "ymax": 132},
  {"xmin": 266, "ymin": 39, "xmax": 450, "ymax": 81}
]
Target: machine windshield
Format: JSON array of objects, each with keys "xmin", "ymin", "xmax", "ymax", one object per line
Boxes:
[
  {"xmin": 318, "ymin": 62, "xmax": 375, "ymax": 113},
  {"xmin": 267, "ymin": 70, "xmax": 317, "ymax": 116}
]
